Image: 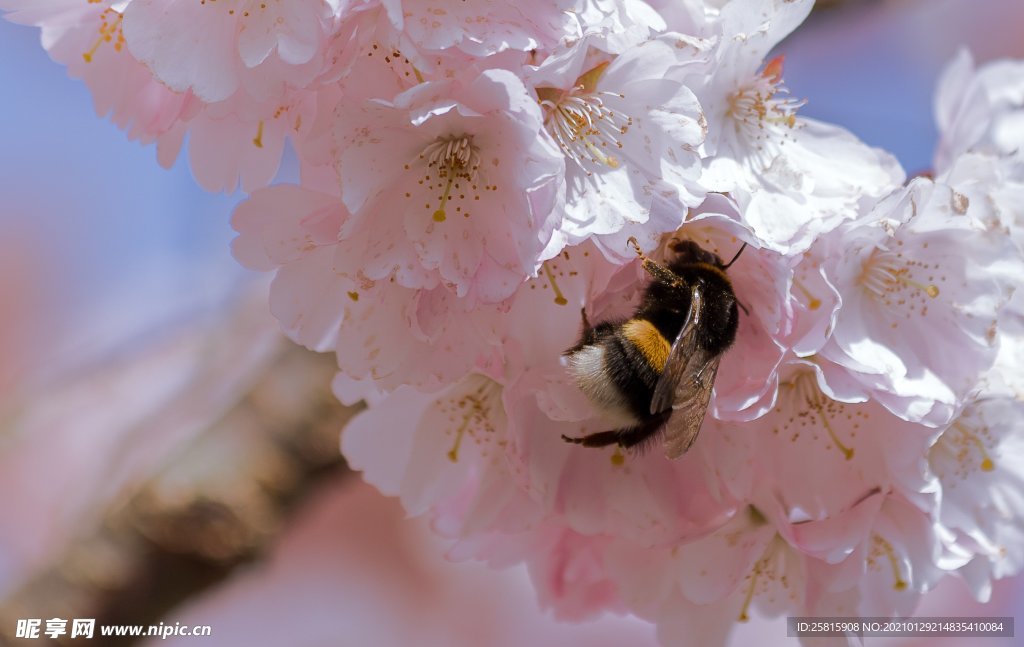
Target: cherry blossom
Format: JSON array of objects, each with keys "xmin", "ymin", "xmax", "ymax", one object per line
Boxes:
[
  {"xmin": 527, "ymin": 32, "xmax": 708, "ymax": 261},
  {"xmin": 688, "ymin": 0, "xmax": 905, "ymax": 254},
  {"xmin": 934, "ymin": 49, "xmax": 1024, "ymax": 174},
  {"xmin": 380, "ymin": 0, "xmax": 574, "ymax": 58},
  {"xmin": 122, "ymin": 0, "xmax": 339, "ymax": 103},
  {"xmin": 810, "ymin": 176, "xmax": 1019, "ymax": 426},
  {"xmin": 0, "ymin": 0, "xmax": 326, "ymax": 192},
  {"xmin": 931, "ymin": 396, "xmax": 1024, "ymax": 601},
  {"xmin": 333, "ymin": 69, "xmax": 565, "ymax": 302},
  {"xmin": 231, "ymin": 184, "xmax": 508, "ymax": 391}
]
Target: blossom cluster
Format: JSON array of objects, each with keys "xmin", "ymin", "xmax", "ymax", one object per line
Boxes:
[{"xmin": 6, "ymin": 0, "xmax": 1024, "ymax": 643}]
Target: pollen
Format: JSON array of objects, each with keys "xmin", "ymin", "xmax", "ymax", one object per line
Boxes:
[
  {"xmin": 82, "ymin": 8, "xmax": 125, "ymax": 63},
  {"xmin": 537, "ymin": 62, "xmax": 632, "ymax": 173},
  {"xmin": 417, "ymin": 135, "xmax": 482, "ymax": 223},
  {"xmin": 366, "ymin": 41, "xmax": 424, "ymax": 86}
]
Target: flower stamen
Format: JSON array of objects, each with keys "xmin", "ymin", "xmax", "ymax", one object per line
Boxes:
[
  {"xmin": 447, "ymin": 409, "xmax": 472, "ymax": 463},
  {"xmin": 82, "ymin": 9, "xmax": 124, "ymax": 63},
  {"xmin": 726, "ymin": 56, "xmax": 805, "ymax": 169},
  {"xmin": 542, "ymin": 263, "xmax": 569, "ymax": 306},
  {"xmin": 953, "ymin": 422, "xmax": 995, "ymax": 472},
  {"xmin": 873, "ymin": 534, "xmax": 908, "ymax": 591},
  {"xmin": 444, "ymin": 381, "xmax": 499, "ymax": 463},
  {"xmin": 786, "ymin": 371, "xmax": 855, "ymax": 460},
  {"xmin": 737, "ymin": 561, "xmax": 760, "ymax": 622},
  {"xmin": 420, "ymin": 136, "xmax": 481, "ymax": 223},
  {"xmin": 860, "ymin": 248, "xmax": 940, "ymax": 303},
  {"xmin": 252, "ymin": 120, "xmax": 265, "ymax": 149},
  {"xmin": 793, "ymin": 278, "xmax": 821, "ymax": 310},
  {"xmin": 817, "ymin": 403, "xmax": 854, "ymax": 460},
  {"xmin": 538, "ymin": 62, "xmax": 631, "ymax": 174}
]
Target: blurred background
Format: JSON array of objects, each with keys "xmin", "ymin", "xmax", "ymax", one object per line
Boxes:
[{"xmin": 0, "ymin": 0, "xmax": 1022, "ymax": 645}]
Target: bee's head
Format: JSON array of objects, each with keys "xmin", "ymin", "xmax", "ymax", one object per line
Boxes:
[{"xmin": 668, "ymin": 239, "xmax": 725, "ymax": 267}]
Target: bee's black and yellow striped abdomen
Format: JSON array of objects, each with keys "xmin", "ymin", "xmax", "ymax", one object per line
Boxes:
[
  {"xmin": 604, "ymin": 318, "xmax": 672, "ymax": 420},
  {"xmin": 621, "ymin": 319, "xmax": 671, "ymax": 371}
]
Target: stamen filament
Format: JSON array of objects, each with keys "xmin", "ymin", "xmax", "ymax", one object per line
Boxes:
[
  {"xmin": 813, "ymin": 399, "xmax": 855, "ymax": 460},
  {"xmin": 253, "ymin": 121, "xmax": 265, "ymax": 149},
  {"xmin": 894, "ymin": 273, "xmax": 940, "ymax": 298},
  {"xmin": 726, "ymin": 56, "xmax": 804, "ymax": 171},
  {"xmin": 433, "ymin": 164, "xmax": 455, "ymax": 222},
  {"xmin": 420, "ymin": 135, "xmax": 480, "ymax": 222},
  {"xmin": 738, "ymin": 563, "xmax": 760, "ymax": 622},
  {"xmin": 875, "ymin": 534, "xmax": 908, "ymax": 591},
  {"xmin": 82, "ymin": 11, "xmax": 124, "ymax": 63},
  {"xmin": 790, "ymin": 370, "xmax": 855, "ymax": 460},
  {"xmin": 539, "ymin": 67, "xmax": 631, "ymax": 172},
  {"xmin": 793, "ymin": 278, "xmax": 821, "ymax": 310},
  {"xmin": 860, "ymin": 248, "xmax": 940, "ymax": 300},
  {"xmin": 82, "ymin": 34, "xmax": 104, "ymax": 63},
  {"xmin": 447, "ymin": 410, "xmax": 473, "ymax": 463},
  {"xmin": 543, "ymin": 263, "xmax": 568, "ymax": 305}
]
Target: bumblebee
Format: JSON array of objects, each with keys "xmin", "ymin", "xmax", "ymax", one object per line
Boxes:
[{"xmin": 562, "ymin": 236, "xmax": 745, "ymax": 458}]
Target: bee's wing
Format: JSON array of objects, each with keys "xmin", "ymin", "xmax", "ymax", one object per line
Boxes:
[
  {"xmin": 650, "ymin": 284, "xmax": 704, "ymax": 415},
  {"xmin": 662, "ymin": 355, "xmax": 721, "ymax": 459},
  {"xmin": 649, "ymin": 284, "xmax": 719, "ymax": 459}
]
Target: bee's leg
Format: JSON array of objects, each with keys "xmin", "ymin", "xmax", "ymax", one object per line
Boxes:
[
  {"xmin": 561, "ymin": 430, "xmax": 621, "ymax": 448},
  {"xmin": 627, "ymin": 236, "xmax": 687, "ymax": 289},
  {"xmin": 609, "ymin": 410, "xmax": 672, "ymax": 449},
  {"xmin": 561, "ymin": 410, "xmax": 671, "ymax": 449}
]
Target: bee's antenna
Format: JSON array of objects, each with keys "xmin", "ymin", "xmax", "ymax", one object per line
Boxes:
[
  {"xmin": 626, "ymin": 236, "xmax": 646, "ymax": 259},
  {"xmin": 722, "ymin": 243, "xmax": 748, "ymax": 270}
]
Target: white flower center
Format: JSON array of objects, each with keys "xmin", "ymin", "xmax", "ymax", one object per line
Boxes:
[
  {"xmin": 726, "ymin": 57, "xmax": 805, "ymax": 169},
  {"xmin": 538, "ymin": 63, "xmax": 632, "ymax": 174},
  {"xmin": 858, "ymin": 245, "xmax": 940, "ymax": 320},
  {"xmin": 411, "ymin": 136, "xmax": 484, "ymax": 222}
]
